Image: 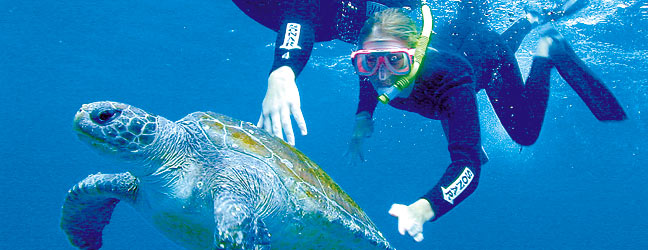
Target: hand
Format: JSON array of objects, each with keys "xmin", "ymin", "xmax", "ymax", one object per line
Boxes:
[
  {"xmin": 257, "ymin": 66, "xmax": 307, "ymax": 145},
  {"xmin": 343, "ymin": 112, "xmax": 373, "ymax": 165},
  {"xmin": 388, "ymin": 199, "xmax": 435, "ymax": 242}
]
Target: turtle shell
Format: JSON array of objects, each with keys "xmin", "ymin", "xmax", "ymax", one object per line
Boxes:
[{"xmin": 192, "ymin": 111, "xmax": 381, "ymax": 234}]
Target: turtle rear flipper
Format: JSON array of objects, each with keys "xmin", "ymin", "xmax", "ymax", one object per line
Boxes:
[{"xmin": 61, "ymin": 173, "xmax": 138, "ymax": 249}]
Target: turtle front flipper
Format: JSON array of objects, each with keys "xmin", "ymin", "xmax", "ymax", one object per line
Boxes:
[
  {"xmin": 213, "ymin": 198, "xmax": 271, "ymax": 250},
  {"xmin": 60, "ymin": 173, "xmax": 138, "ymax": 250}
]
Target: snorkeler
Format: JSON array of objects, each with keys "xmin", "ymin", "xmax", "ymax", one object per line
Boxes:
[
  {"xmin": 232, "ymin": 0, "xmax": 416, "ymax": 145},
  {"xmin": 350, "ymin": 6, "xmax": 483, "ymax": 242},
  {"xmin": 347, "ymin": 0, "xmax": 626, "ymax": 242}
]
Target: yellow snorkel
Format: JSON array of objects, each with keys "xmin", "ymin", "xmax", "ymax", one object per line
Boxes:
[{"xmin": 377, "ymin": 1, "xmax": 434, "ymax": 104}]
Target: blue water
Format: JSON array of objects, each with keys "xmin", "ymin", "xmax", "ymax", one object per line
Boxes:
[{"xmin": 2, "ymin": 0, "xmax": 647, "ymax": 249}]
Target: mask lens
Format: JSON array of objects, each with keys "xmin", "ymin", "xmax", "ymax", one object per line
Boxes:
[
  {"xmin": 352, "ymin": 50, "xmax": 412, "ymax": 76},
  {"xmin": 386, "ymin": 52, "xmax": 408, "ymax": 72},
  {"xmin": 353, "ymin": 53, "xmax": 379, "ymax": 75}
]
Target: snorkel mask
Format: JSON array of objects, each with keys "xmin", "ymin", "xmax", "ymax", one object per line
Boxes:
[
  {"xmin": 351, "ymin": 1, "xmax": 434, "ymax": 104},
  {"xmin": 351, "ymin": 48, "xmax": 416, "ymax": 77}
]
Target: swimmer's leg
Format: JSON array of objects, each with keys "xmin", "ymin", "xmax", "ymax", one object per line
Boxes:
[
  {"xmin": 485, "ymin": 45, "xmax": 551, "ymax": 146},
  {"xmin": 542, "ymin": 29, "xmax": 627, "ymax": 121},
  {"xmin": 501, "ymin": 18, "xmax": 535, "ymax": 53}
]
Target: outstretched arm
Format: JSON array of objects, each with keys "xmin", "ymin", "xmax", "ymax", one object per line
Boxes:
[
  {"xmin": 390, "ymin": 81, "xmax": 482, "ymax": 242},
  {"xmin": 345, "ymin": 76, "xmax": 379, "ymax": 164},
  {"xmin": 257, "ymin": 2, "xmax": 316, "ymax": 145},
  {"xmin": 424, "ymin": 84, "xmax": 482, "ymax": 221}
]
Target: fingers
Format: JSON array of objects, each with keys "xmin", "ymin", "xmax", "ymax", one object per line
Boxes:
[
  {"xmin": 389, "ymin": 204, "xmax": 425, "ymax": 242},
  {"xmin": 291, "ymin": 104, "xmax": 307, "ymax": 136},
  {"xmin": 259, "ymin": 105, "xmax": 305, "ymax": 146},
  {"xmin": 388, "ymin": 204, "xmax": 406, "ymax": 235},
  {"xmin": 353, "ymin": 138, "xmax": 365, "ymax": 162},
  {"xmin": 407, "ymin": 223, "xmax": 422, "ymax": 238},
  {"xmin": 388, "ymin": 204, "xmax": 405, "ymax": 217},
  {"xmin": 260, "ymin": 72, "xmax": 305, "ymax": 145},
  {"xmin": 258, "ymin": 113, "xmax": 274, "ymax": 136},
  {"xmin": 397, "ymin": 216, "xmax": 408, "ymax": 236},
  {"xmin": 344, "ymin": 139, "xmax": 367, "ymax": 166},
  {"xmin": 413, "ymin": 233, "xmax": 424, "ymax": 242},
  {"xmin": 263, "ymin": 114, "xmax": 272, "ymax": 134},
  {"xmin": 281, "ymin": 106, "xmax": 295, "ymax": 145},
  {"xmin": 257, "ymin": 114, "xmax": 264, "ymax": 128},
  {"xmin": 270, "ymin": 111, "xmax": 283, "ymax": 141},
  {"xmin": 403, "ymin": 222, "xmax": 423, "ymax": 242}
]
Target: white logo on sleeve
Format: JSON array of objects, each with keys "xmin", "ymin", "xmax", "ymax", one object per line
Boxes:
[
  {"xmin": 280, "ymin": 23, "xmax": 302, "ymax": 50},
  {"xmin": 441, "ymin": 167, "xmax": 474, "ymax": 204}
]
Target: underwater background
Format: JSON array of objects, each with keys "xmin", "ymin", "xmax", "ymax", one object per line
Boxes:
[{"xmin": 2, "ymin": 0, "xmax": 647, "ymax": 249}]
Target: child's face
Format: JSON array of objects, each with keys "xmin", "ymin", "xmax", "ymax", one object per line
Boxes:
[{"xmin": 362, "ymin": 28, "xmax": 409, "ymax": 91}]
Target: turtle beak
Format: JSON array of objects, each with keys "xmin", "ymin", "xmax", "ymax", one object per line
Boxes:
[
  {"xmin": 73, "ymin": 107, "xmax": 109, "ymax": 150},
  {"xmin": 73, "ymin": 109, "xmax": 88, "ymax": 133}
]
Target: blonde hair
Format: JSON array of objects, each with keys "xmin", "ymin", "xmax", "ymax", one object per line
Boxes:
[{"xmin": 357, "ymin": 8, "xmax": 419, "ymax": 48}]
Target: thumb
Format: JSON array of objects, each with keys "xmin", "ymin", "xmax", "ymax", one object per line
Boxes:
[
  {"xmin": 388, "ymin": 204, "xmax": 406, "ymax": 217},
  {"xmin": 388, "ymin": 204, "xmax": 407, "ymax": 235}
]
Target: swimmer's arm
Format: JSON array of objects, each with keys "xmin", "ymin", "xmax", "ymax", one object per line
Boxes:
[
  {"xmin": 356, "ymin": 76, "xmax": 379, "ymax": 116},
  {"xmin": 258, "ymin": 8, "xmax": 316, "ymax": 145},
  {"xmin": 345, "ymin": 77, "xmax": 377, "ymax": 164},
  {"xmin": 425, "ymin": 82, "xmax": 482, "ymax": 220}
]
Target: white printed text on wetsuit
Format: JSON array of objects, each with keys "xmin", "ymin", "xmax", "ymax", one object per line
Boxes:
[
  {"xmin": 441, "ymin": 167, "xmax": 474, "ymax": 204},
  {"xmin": 280, "ymin": 23, "xmax": 302, "ymax": 50}
]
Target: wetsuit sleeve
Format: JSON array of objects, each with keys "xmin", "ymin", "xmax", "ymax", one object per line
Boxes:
[
  {"xmin": 424, "ymin": 83, "xmax": 482, "ymax": 221},
  {"xmin": 420, "ymin": 58, "xmax": 482, "ymax": 221},
  {"xmin": 270, "ymin": 1, "xmax": 317, "ymax": 78},
  {"xmin": 356, "ymin": 76, "xmax": 379, "ymax": 116}
]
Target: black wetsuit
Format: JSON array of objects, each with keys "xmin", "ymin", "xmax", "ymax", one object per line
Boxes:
[
  {"xmin": 433, "ymin": 2, "xmax": 626, "ymax": 146},
  {"xmin": 232, "ymin": 0, "xmax": 414, "ymax": 76},
  {"xmin": 433, "ymin": 17, "xmax": 553, "ymax": 146},
  {"xmin": 357, "ymin": 49, "xmax": 483, "ymax": 220}
]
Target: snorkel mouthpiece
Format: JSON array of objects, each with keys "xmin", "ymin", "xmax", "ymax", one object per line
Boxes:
[
  {"xmin": 378, "ymin": 1, "xmax": 434, "ymax": 104},
  {"xmin": 378, "ymin": 73, "xmax": 412, "ymax": 103}
]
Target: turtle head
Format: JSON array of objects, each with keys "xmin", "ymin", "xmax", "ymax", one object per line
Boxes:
[{"xmin": 73, "ymin": 101, "xmax": 162, "ymax": 162}]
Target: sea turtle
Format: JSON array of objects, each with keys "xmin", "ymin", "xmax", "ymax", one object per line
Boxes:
[{"xmin": 61, "ymin": 101, "xmax": 393, "ymax": 250}]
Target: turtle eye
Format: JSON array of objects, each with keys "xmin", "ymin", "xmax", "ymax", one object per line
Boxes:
[{"xmin": 91, "ymin": 109, "xmax": 122, "ymax": 125}]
